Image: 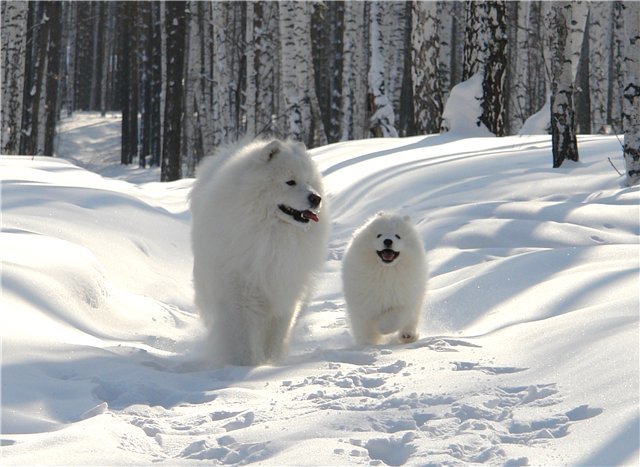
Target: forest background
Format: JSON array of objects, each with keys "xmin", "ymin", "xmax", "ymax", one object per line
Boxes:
[{"xmin": 1, "ymin": 1, "xmax": 638, "ymax": 182}]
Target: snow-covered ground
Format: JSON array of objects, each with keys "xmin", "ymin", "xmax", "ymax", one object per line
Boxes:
[{"xmin": 1, "ymin": 112, "xmax": 638, "ymax": 466}]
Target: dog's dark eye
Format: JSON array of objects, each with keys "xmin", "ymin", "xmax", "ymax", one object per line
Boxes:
[
  {"xmin": 395, "ymin": 235, "xmax": 401, "ymax": 239},
  {"xmin": 286, "ymin": 180, "xmax": 296, "ymax": 186},
  {"xmin": 376, "ymin": 234, "xmax": 382, "ymax": 238}
]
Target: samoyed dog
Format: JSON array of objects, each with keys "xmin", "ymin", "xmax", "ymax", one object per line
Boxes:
[
  {"xmin": 342, "ymin": 212, "xmax": 428, "ymax": 346},
  {"xmin": 190, "ymin": 139, "xmax": 329, "ymax": 366}
]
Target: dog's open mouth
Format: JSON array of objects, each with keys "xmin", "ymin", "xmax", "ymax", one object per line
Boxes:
[
  {"xmin": 278, "ymin": 204, "xmax": 319, "ymax": 223},
  {"xmin": 377, "ymin": 249, "xmax": 400, "ymax": 263}
]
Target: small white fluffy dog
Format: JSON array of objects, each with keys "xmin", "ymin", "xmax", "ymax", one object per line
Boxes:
[
  {"xmin": 342, "ymin": 212, "xmax": 428, "ymax": 345},
  {"xmin": 190, "ymin": 139, "xmax": 329, "ymax": 366}
]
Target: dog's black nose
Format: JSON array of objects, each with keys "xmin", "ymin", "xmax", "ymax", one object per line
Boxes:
[
  {"xmin": 308, "ymin": 193, "xmax": 321, "ymax": 208},
  {"xmin": 384, "ymin": 238, "xmax": 393, "ymax": 247}
]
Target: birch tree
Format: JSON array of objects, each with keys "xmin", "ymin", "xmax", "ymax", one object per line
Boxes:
[
  {"xmin": 462, "ymin": 1, "xmax": 507, "ymax": 136},
  {"xmin": 383, "ymin": 2, "xmax": 407, "ymax": 117},
  {"xmin": 588, "ymin": 2, "xmax": 613, "ymax": 133},
  {"xmin": 398, "ymin": 1, "xmax": 414, "ymax": 136},
  {"xmin": 609, "ymin": 3, "xmax": 626, "ymax": 133},
  {"xmin": 340, "ymin": 1, "xmax": 367, "ymax": 141},
  {"xmin": 621, "ymin": 1, "xmax": 640, "ymax": 185},
  {"xmin": 279, "ymin": 1, "xmax": 326, "ymax": 146},
  {"xmin": 252, "ymin": 1, "xmax": 279, "ymax": 138},
  {"xmin": 210, "ymin": 2, "xmax": 228, "ymax": 147},
  {"xmin": 525, "ymin": 1, "xmax": 548, "ymax": 120},
  {"xmin": 480, "ymin": 1, "xmax": 507, "ymax": 136},
  {"xmin": 412, "ymin": 1, "xmax": 442, "ymax": 134},
  {"xmin": 368, "ymin": 1, "xmax": 398, "ymax": 138},
  {"xmin": 550, "ymin": 2, "xmax": 579, "ymax": 168},
  {"xmin": 1, "ymin": 1, "xmax": 27, "ymax": 154}
]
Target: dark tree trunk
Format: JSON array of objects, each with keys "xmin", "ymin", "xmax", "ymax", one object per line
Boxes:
[
  {"xmin": 140, "ymin": 1, "xmax": 152, "ymax": 168},
  {"xmin": 19, "ymin": 2, "xmax": 38, "ymax": 154},
  {"xmin": 90, "ymin": 1, "xmax": 106, "ymax": 111},
  {"xmin": 150, "ymin": 1, "xmax": 163, "ymax": 167},
  {"xmin": 161, "ymin": 1, "xmax": 187, "ymax": 182},
  {"xmin": 44, "ymin": 1, "xmax": 63, "ymax": 156},
  {"xmin": 398, "ymin": 1, "xmax": 414, "ymax": 137},
  {"xmin": 480, "ymin": 1, "xmax": 507, "ymax": 136},
  {"xmin": 73, "ymin": 2, "xmax": 92, "ymax": 110},
  {"xmin": 119, "ymin": 2, "xmax": 131, "ymax": 164}
]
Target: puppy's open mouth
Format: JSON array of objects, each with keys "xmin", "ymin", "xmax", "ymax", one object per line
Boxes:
[
  {"xmin": 377, "ymin": 249, "xmax": 400, "ymax": 263},
  {"xmin": 278, "ymin": 204, "xmax": 319, "ymax": 223}
]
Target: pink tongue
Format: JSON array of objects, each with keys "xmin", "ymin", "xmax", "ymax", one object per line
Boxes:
[
  {"xmin": 382, "ymin": 250, "xmax": 396, "ymax": 261},
  {"xmin": 303, "ymin": 211, "xmax": 319, "ymax": 222}
]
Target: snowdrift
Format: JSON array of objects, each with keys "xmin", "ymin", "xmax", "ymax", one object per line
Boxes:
[{"xmin": 1, "ymin": 116, "xmax": 638, "ymax": 466}]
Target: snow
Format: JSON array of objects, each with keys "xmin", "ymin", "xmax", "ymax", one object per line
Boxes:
[
  {"xmin": 440, "ymin": 73, "xmax": 493, "ymax": 137},
  {"xmin": 519, "ymin": 96, "xmax": 551, "ymax": 135},
  {"xmin": 2, "ymin": 112, "xmax": 639, "ymax": 466}
]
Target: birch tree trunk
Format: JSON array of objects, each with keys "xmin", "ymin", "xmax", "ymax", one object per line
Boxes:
[
  {"xmin": 550, "ymin": 2, "xmax": 579, "ymax": 168},
  {"xmin": 1, "ymin": 1, "xmax": 27, "ymax": 154},
  {"xmin": 621, "ymin": 1, "xmax": 640, "ymax": 185},
  {"xmin": 462, "ymin": 1, "xmax": 507, "ymax": 136},
  {"xmin": 398, "ymin": 1, "xmax": 414, "ymax": 136},
  {"xmin": 506, "ymin": 1, "xmax": 528, "ymax": 134},
  {"xmin": 480, "ymin": 1, "xmax": 507, "ymax": 136},
  {"xmin": 463, "ymin": 0, "xmax": 483, "ymax": 81},
  {"xmin": 383, "ymin": 2, "xmax": 406, "ymax": 116},
  {"xmin": 341, "ymin": 1, "xmax": 367, "ymax": 141},
  {"xmin": 368, "ymin": 1, "xmax": 398, "ymax": 138},
  {"xmin": 252, "ymin": 1, "xmax": 278, "ymax": 138},
  {"xmin": 588, "ymin": 2, "xmax": 613, "ymax": 133},
  {"xmin": 608, "ymin": 3, "xmax": 625, "ymax": 133},
  {"xmin": 279, "ymin": 1, "xmax": 326, "ymax": 146},
  {"xmin": 526, "ymin": 1, "xmax": 548, "ymax": 119},
  {"xmin": 211, "ymin": 2, "xmax": 233, "ymax": 146},
  {"xmin": 574, "ymin": 10, "xmax": 591, "ymax": 134},
  {"xmin": 412, "ymin": 1, "xmax": 442, "ymax": 134}
]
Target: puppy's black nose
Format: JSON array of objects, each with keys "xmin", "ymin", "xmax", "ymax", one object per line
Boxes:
[
  {"xmin": 383, "ymin": 238, "xmax": 393, "ymax": 247},
  {"xmin": 308, "ymin": 193, "xmax": 321, "ymax": 208}
]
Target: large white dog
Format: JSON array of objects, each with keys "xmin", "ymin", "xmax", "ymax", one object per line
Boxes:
[
  {"xmin": 190, "ymin": 139, "xmax": 329, "ymax": 366},
  {"xmin": 342, "ymin": 212, "xmax": 428, "ymax": 346}
]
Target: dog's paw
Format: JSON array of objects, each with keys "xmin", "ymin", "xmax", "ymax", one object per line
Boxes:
[{"xmin": 399, "ymin": 331, "xmax": 418, "ymax": 344}]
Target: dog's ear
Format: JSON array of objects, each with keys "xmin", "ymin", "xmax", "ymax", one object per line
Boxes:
[
  {"xmin": 403, "ymin": 215, "xmax": 411, "ymax": 223},
  {"xmin": 263, "ymin": 140, "xmax": 281, "ymax": 162}
]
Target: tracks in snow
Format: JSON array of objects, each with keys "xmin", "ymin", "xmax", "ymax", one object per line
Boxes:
[{"xmin": 97, "ymin": 337, "xmax": 602, "ymax": 465}]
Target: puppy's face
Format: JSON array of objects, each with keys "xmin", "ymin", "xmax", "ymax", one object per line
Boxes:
[
  {"xmin": 366, "ymin": 218, "xmax": 410, "ymax": 266},
  {"xmin": 373, "ymin": 231, "xmax": 403, "ymax": 265}
]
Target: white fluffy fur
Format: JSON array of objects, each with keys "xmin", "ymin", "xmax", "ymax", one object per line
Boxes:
[
  {"xmin": 342, "ymin": 212, "xmax": 428, "ymax": 345},
  {"xmin": 190, "ymin": 139, "xmax": 329, "ymax": 366}
]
